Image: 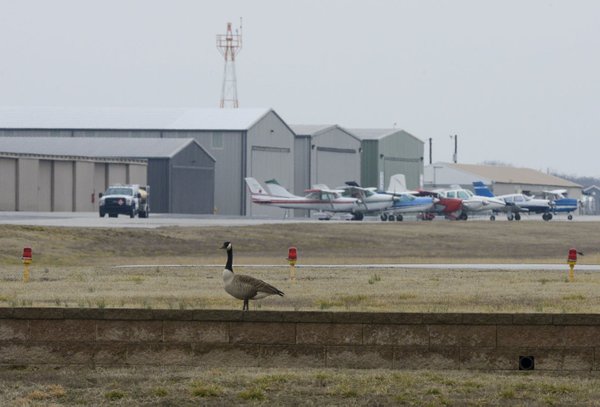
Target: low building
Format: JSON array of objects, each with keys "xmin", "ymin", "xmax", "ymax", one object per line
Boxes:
[
  {"xmin": 0, "ymin": 137, "xmax": 215, "ymax": 214},
  {"xmin": 424, "ymin": 162, "xmax": 582, "ymax": 198}
]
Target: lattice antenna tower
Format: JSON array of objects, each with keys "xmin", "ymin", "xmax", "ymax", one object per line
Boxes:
[{"xmin": 216, "ymin": 19, "xmax": 242, "ymax": 108}]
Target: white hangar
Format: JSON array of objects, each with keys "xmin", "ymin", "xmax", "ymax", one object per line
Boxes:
[{"xmin": 291, "ymin": 124, "xmax": 361, "ymax": 195}]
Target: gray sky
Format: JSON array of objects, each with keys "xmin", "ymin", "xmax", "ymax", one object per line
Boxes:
[{"xmin": 1, "ymin": 0, "xmax": 599, "ymax": 176}]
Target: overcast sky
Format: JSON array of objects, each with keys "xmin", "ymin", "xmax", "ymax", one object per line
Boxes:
[{"xmin": 1, "ymin": 1, "xmax": 598, "ymax": 176}]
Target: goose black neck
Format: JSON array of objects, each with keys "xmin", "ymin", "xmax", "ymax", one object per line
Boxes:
[{"xmin": 225, "ymin": 247, "xmax": 233, "ymax": 271}]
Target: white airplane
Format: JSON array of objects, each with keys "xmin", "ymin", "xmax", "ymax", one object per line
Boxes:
[
  {"xmin": 244, "ymin": 177, "xmax": 359, "ymax": 219},
  {"xmin": 336, "ymin": 182, "xmax": 397, "ymax": 220},
  {"xmin": 473, "ymin": 181, "xmax": 551, "ymax": 221},
  {"xmin": 436, "ymin": 185, "xmax": 506, "ymax": 220}
]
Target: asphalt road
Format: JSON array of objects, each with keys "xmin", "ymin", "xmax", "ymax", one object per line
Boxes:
[{"xmin": 0, "ymin": 211, "xmax": 598, "ymax": 228}]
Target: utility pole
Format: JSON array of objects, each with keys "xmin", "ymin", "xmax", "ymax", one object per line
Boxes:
[{"xmin": 450, "ymin": 134, "xmax": 458, "ymax": 163}]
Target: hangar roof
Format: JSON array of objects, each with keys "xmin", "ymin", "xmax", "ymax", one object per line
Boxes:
[
  {"xmin": 447, "ymin": 163, "xmax": 581, "ymax": 188},
  {"xmin": 0, "ymin": 107, "xmax": 272, "ymax": 131},
  {"xmin": 0, "ymin": 137, "xmax": 214, "ymax": 161},
  {"xmin": 348, "ymin": 128, "xmax": 423, "ymax": 143},
  {"xmin": 290, "ymin": 124, "xmax": 359, "ymax": 141}
]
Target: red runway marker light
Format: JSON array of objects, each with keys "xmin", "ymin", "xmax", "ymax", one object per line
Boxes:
[
  {"xmin": 568, "ymin": 248, "xmax": 578, "ymax": 263},
  {"xmin": 22, "ymin": 247, "xmax": 32, "ymax": 261},
  {"xmin": 288, "ymin": 247, "xmax": 297, "ymax": 262}
]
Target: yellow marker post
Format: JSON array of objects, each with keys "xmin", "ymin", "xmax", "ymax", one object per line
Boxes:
[
  {"xmin": 567, "ymin": 248, "xmax": 580, "ymax": 283},
  {"xmin": 22, "ymin": 247, "xmax": 32, "ymax": 283}
]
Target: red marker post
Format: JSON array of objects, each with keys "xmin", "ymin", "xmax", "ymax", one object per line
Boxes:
[
  {"xmin": 288, "ymin": 247, "xmax": 298, "ymax": 282},
  {"xmin": 567, "ymin": 248, "xmax": 578, "ymax": 282},
  {"xmin": 22, "ymin": 247, "xmax": 32, "ymax": 283}
]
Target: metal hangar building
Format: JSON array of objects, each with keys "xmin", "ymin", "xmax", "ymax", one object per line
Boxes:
[
  {"xmin": 0, "ymin": 107, "xmax": 294, "ymax": 216},
  {"xmin": 349, "ymin": 128, "xmax": 425, "ymax": 191},
  {"xmin": 0, "ymin": 137, "xmax": 215, "ymax": 214},
  {"xmin": 291, "ymin": 124, "xmax": 361, "ymax": 195}
]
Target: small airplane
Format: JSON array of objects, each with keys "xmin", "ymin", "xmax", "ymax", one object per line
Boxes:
[
  {"xmin": 435, "ymin": 185, "xmax": 506, "ymax": 221},
  {"xmin": 473, "ymin": 181, "xmax": 552, "ymax": 221},
  {"xmin": 542, "ymin": 189, "xmax": 578, "ymax": 220},
  {"xmin": 338, "ymin": 179, "xmax": 437, "ymax": 221},
  {"xmin": 244, "ymin": 177, "xmax": 359, "ymax": 220},
  {"xmin": 336, "ymin": 182, "xmax": 397, "ymax": 220},
  {"xmin": 386, "ymin": 174, "xmax": 462, "ymax": 220}
]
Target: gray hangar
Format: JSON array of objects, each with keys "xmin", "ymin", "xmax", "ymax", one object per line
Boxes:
[
  {"xmin": 0, "ymin": 107, "xmax": 295, "ymax": 216},
  {"xmin": 0, "ymin": 137, "xmax": 215, "ymax": 214},
  {"xmin": 349, "ymin": 128, "xmax": 425, "ymax": 191},
  {"xmin": 291, "ymin": 124, "xmax": 361, "ymax": 196}
]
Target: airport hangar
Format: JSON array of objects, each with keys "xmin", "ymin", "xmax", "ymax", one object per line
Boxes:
[
  {"xmin": 0, "ymin": 137, "xmax": 215, "ymax": 214},
  {"xmin": 349, "ymin": 128, "xmax": 425, "ymax": 192},
  {"xmin": 423, "ymin": 162, "xmax": 583, "ymax": 199},
  {"xmin": 0, "ymin": 107, "xmax": 295, "ymax": 217},
  {"xmin": 0, "ymin": 107, "xmax": 426, "ymax": 216}
]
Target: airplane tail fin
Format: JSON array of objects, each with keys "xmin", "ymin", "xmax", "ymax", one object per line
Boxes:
[
  {"xmin": 264, "ymin": 179, "xmax": 296, "ymax": 198},
  {"xmin": 244, "ymin": 177, "xmax": 269, "ymax": 196},
  {"xmin": 473, "ymin": 181, "xmax": 494, "ymax": 197},
  {"xmin": 386, "ymin": 174, "xmax": 408, "ymax": 194}
]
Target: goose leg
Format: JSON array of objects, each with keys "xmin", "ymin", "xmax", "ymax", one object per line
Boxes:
[{"xmin": 243, "ymin": 299, "xmax": 249, "ymax": 311}]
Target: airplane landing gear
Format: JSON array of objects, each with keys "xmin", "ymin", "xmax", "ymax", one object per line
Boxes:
[
  {"xmin": 352, "ymin": 213, "xmax": 364, "ymax": 221},
  {"xmin": 396, "ymin": 214, "xmax": 403, "ymax": 221},
  {"xmin": 542, "ymin": 213, "xmax": 553, "ymax": 221},
  {"xmin": 490, "ymin": 215, "xmax": 496, "ymax": 221},
  {"xmin": 515, "ymin": 213, "xmax": 521, "ymax": 221},
  {"xmin": 568, "ymin": 214, "xmax": 573, "ymax": 220},
  {"xmin": 380, "ymin": 213, "xmax": 388, "ymax": 221}
]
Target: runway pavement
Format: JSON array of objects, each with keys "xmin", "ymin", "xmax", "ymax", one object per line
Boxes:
[{"xmin": 0, "ymin": 211, "xmax": 598, "ymax": 228}]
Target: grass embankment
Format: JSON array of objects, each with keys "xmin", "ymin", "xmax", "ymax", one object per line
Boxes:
[{"xmin": 1, "ymin": 222, "xmax": 599, "ymax": 312}]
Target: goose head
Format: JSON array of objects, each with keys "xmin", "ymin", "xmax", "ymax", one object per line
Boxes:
[{"xmin": 221, "ymin": 241, "xmax": 232, "ymax": 251}]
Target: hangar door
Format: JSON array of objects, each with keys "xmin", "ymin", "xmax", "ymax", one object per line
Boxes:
[
  {"xmin": 171, "ymin": 165, "xmax": 215, "ymax": 214},
  {"xmin": 249, "ymin": 146, "xmax": 292, "ymax": 216},
  {"xmin": 314, "ymin": 147, "xmax": 359, "ymax": 187}
]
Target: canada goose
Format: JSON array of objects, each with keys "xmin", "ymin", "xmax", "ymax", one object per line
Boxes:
[{"xmin": 220, "ymin": 241, "xmax": 284, "ymax": 311}]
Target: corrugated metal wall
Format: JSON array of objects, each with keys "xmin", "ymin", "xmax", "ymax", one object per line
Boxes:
[
  {"xmin": 0, "ymin": 157, "xmax": 16, "ymax": 210},
  {"xmin": 163, "ymin": 130, "xmax": 242, "ymax": 215},
  {"xmin": 147, "ymin": 159, "xmax": 169, "ymax": 213},
  {"xmin": 360, "ymin": 140, "xmax": 379, "ymax": 188},
  {"xmin": 311, "ymin": 128, "xmax": 361, "ymax": 188},
  {"xmin": 17, "ymin": 159, "xmax": 38, "ymax": 211},
  {"xmin": 379, "ymin": 131, "xmax": 424, "ymax": 191},
  {"xmin": 0, "ymin": 155, "xmax": 145, "ymax": 212},
  {"xmin": 245, "ymin": 112, "xmax": 295, "ymax": 217},
  {"xmin": 170, "ymin": 143, "xmax": 215, "ymax": 214},
  {"xmin": 38, "ymin": 161, "xmax": 52, "ymax": 211}
]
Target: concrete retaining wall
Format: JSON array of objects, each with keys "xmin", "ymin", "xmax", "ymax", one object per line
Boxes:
[{"xmin": 1, "ymin": 308, "xmax": 599, "ymax": 370}]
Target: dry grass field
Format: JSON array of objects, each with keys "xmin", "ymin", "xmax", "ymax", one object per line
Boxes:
[
  {"xmin": 1, "ymin": 221, "xmax": 600, "ymax": 312},
  {"xmin": 2, "ymin": 221, "xmax": 600, "ymax": 405}
]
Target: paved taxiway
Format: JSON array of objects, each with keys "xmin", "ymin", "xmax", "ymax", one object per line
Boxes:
[{"xmin": 0, "ymin": 211, "xmax": 598, "ymax": 228}]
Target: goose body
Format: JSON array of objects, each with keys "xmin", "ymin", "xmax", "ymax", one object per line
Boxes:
[{"xmin": 221, "ymin": 241, "xmax": 284, "ymax": 310}]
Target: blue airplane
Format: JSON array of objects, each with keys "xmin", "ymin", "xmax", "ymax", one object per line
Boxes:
[{"xmin": 473, "ymin": 181, "xmax": 577, "ymax": 221}]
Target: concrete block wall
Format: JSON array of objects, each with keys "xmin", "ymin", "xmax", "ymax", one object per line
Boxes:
[{"xmin": 0, "ymin": 308, "xmax": 599, "ymax": 370}]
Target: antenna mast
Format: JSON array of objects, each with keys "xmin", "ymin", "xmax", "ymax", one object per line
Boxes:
[{"xmin": 216, "ymin": 19, "xmax": 242, "ymax": 108}]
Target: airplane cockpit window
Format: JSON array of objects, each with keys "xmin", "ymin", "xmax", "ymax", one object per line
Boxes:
[
  {"xmin": 306, "ymin": 191, "xmax": 320, "ymax": 200},
  {"xmin": 514, "ymin": 195, "xmax": 524, "ymax": 202},
  {"xmin": 447, "ymin": 191, "xmax": 456, "ymax": 198},
  {"xmin": 457, "ymin": 190, "xmax": 472, "ymax": 199},
  {"xmin": 504, "ymin": 196, "xmax": 514, "ymax": 203}
]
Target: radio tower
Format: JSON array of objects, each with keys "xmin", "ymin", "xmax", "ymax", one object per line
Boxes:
[{"xmin": 216, "ymin": 19, "xmax": 242, "ymax": 108}]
